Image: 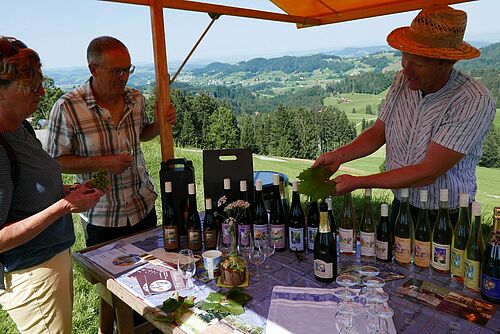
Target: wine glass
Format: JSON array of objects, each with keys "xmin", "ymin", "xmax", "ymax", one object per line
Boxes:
[
  {"xmin": 177, "ymin": 249, "xmax": 196, "ymax": 295},
  {"xmin": 259, "ymin": 232, "xmax": 275, "ymax": 270},
  {"xmin": 334, "ymin": 274, "xmax": 359, "ymax": 302},
  {"xmin": 248, "ymin": 248, "xmax": 266, "ymax": 279},
  {"xmin": 238, "ymin": 230, "xmax": 254, "ymax": 258},
  {"xmin": 366, "ymin": 304, "xmax": 394, "ymax": 334},
  {"xmin": 336, "ymin": 301, "xmax": 364, "ymax": 334},
  {"xmin": 217, "ymin": 231, "xmax": 230, "ymax": 257}
]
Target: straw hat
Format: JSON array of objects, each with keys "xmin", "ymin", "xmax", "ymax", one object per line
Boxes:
[{"xmin": 387, "ymin": 5, "xmax": 480, "ymax": 60}]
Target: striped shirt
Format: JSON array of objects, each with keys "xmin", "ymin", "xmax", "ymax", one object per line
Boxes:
[
  {"xmin": 379, "ymin": 69, "xmax": 496, "ymax": 210},
  {"xmin": 45, "ymin": 80, "xmax": 157, "ymax": 227}
]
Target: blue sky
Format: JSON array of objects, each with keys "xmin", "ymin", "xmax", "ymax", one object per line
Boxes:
[{"xmin": 2, "ymin": 0, "xmax": 499, "ymax": 69}]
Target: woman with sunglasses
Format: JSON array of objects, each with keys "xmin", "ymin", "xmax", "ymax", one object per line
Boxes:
[{"xmin": 0, "ymin": 37, "xmax": 106, "ymax": 334}]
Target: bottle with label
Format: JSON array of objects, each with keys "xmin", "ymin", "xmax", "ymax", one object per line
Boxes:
[
  {"xmin": 270, "ymin": 174, "xmax": 286, "ymax": 252},
  {"xmin": 238, "ymin": 180, "xmax": 253, "ymax": 248},
  {"xmin": 314, "ymin": 206, "xmax": 337, "ymax": 283},
  {"xmin": 288, "ymin": 181, "xmax": 305, "ymax": 253},
  {"xmin": 481, "ymin": 207, "xmax": 500, "ymax": 304},
  {"xmin": 431, "ymin": 189, "xmax": 453, "ymax": 273},
  {"xmin": 464, "ymin": 202, "xmax": 484, "ymax": 291},
  {"xmin": 394, "ymin": 188, "xmax": 414, "ymax": 265},
  {"xmin": 339, "ymin": 192, "xmax": 357, "ymax": 255},
  {"xmin": 360, "ymin": 188, "xmax": 376, "ymax": 258},
  {"xmin": 162, "ymin": 181, "xmax": 180, "ymax": 252},
  {"xmin": 414, "ymin": 190, "xmax": 431, "ymax": 268},
  {"xmin": 253, "ymin": 179, "xmax": 269, "ymax": 244},
  {"xmin": 203, "ymin": 198, "xmax": 218, "ymax": 250},
  {"xmin": 325, "ymin": 197, "xmax": 337, "ymax": 236},
  {"xmin": 187, "ymin": 183, "xmax": 202, "ymax": 251},
  {"xmin": 307, "ymin": 200, "xmax": 320, "ymax": 252},
  {"xmin": 280, "ymin": 178, "xmax": 290, "ymax": 227},
  {"xmin": 219, "ymin": 178, "xmax": 232, "ymax": 245},
  {"xmin": 451, "ymin": 193, "xmax": 471, "ymax": 282},
  {"xmin": 376, "ymin": 204, "xmax": 392, "ymax": 262}
]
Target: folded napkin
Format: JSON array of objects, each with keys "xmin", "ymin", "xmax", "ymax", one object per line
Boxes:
[{"xmin": 266, "ymin": 286, "xmax": 396, "ymax": 334}]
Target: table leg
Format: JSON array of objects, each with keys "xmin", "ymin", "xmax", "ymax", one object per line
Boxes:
[
  {"xmin": 113, "ymin": 294, "xmax": 134, "ymax": 334},
  {"xmin": 98, "ymin": 297, "xmax": 115, "ymax": 334}
]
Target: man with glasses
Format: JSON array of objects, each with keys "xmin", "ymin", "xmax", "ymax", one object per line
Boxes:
[{"xmin": 45, "ymin": 36, "xmax": 175, "ymax": 332}]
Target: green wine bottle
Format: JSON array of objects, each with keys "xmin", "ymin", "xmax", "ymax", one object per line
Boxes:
[
  {"xmin": 464, "ymin": 202, "xmax": 484, "ymax": 291},
  {"xmin": 431, "ymin": 189, "xmax": 453, "ymax": 273},
  {"xmin": 360, "ymin": 189, "xmax": 376, "ymax": 258},
  {"xmin": 394, "ymin": 188, "xmax": 414, "ymax": 265},
  {"xmin": 339, "ymin": 192, "xmax": 357, "ymax": 255},
  {"xmin": 414, "ymin": 190, "xmax": 431, "ymax": 268},
  {"xmin": 376, "ymin": 204, "xmax": 392, "ymax": 262},
  {"xmin": 451, "ymin": 193, "xmax": 470, "ymax": 282}
]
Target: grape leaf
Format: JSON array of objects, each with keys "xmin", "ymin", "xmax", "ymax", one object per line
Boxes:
[{"xmin": 297, "ymin": 167, "xmax": 335, "ymax": 201}]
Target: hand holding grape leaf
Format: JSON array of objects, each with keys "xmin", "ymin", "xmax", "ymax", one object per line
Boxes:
[{"xmin": 297, "ymin": 167, "xmax": 335, "ymax": 201}]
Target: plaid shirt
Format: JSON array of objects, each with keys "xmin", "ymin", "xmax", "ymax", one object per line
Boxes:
[{"xmin": 45, "ymin": 79, "xmax": 157, "ymax": 227}]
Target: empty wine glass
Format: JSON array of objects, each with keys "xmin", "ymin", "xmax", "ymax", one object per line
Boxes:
[
  {"xmin": 248, "ymin": 248, "xmax": 266, "ymax": 279},
  {"xmin": 334, "ymin": 274, "xmax": 359, "ymax": 302},
  {"xmin": 358, "ymin": 266, "xmax": 380, "ymax": 277},
  {"xmin": 238, "ymin": 230, "xmax": 254, "ymax": 258},
  {"xmin": 217, "ymin": 231, "xmax": 230, "ymax": 257},
  {"xmin": 259, "ymin": 232, "xmax": 275, "ymax": 270},
  {"xmin": 366, "ymin": 304, "xmax": 394, "ymax": 334},
  {"xmin": 177, "ymin": 249, "xmax": 196, "ymax": 295},
  {"xmin": 336, "ymin": 301, "xmax": 364, "ymax": 334}
]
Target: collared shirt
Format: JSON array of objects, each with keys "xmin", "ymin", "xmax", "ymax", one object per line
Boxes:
[
  {"xmin": 379, "ymin": 69, "xmax": 496, "ymax": 210},
  {"xmin": 45, "ymin": 80, "xmax": 157, "ymax": 227}
]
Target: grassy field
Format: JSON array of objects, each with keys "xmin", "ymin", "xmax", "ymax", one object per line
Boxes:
[{"xmin": 1, "ymin": 134, "xmax": 499, "ymax": 332}]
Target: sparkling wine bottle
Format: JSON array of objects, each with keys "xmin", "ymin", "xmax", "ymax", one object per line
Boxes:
[{"xmin": 313, "ymin": 206, "xmax": 337, "ymax": 283}]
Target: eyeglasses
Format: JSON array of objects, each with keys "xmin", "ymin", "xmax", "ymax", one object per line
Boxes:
[
  {"xmin": 96, "ymin": 64, "xmax": 135, "ymax": 77},
  {"xmin": 0, "ymin": 36, "xmax": 28, "ymax": 58},
  {"xmin": 15, "ymin": 79, "xmax": 46, "ymax": 95}
]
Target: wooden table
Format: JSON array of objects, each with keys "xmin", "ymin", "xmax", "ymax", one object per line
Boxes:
[{"xmin": 73, "ymin": 227, "xmax": 500, "ymax": 334}]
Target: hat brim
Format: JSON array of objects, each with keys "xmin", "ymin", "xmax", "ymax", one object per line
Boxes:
[{"xmin": 387, "ymin": 27, "xmax": 480, "ymax": 60}]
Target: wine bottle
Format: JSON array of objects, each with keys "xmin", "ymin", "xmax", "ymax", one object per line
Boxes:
[
  {"xmin": 270, "ymin": 174, "xmax": 286, "ymax": 252},
  {"xmin": 314, "ymin": 206, "xmax": 337, "ymax": 283},
  {"xmin": 360, "ymin": 188, "xmax": 376, "ymax": 258},
  {"xmin": 187, "ymin": 183, "xmax": 202, "ymax": 251},
  {"xmin": 325, "ymin": 197, "xmax": 337, "ymax": 236},
  {"xmin": 288, "ymin": 181, "xmax": 305, "ymax": 253},
  {"xmin": 431, "ymin": 189, "xmax": 453, "ymax": 273},
  {"xmin": 162, "ymin": 181, "xmax": 180, "ymax": 252},
  {"xmin": 451, "ymin": 193, "xmax": 470, "ymax": 282},
  {"xmin": 414, "ymin": 190, "xmax": 431, "ymax": 268},
  {"xmin": 280, "ymin": 178, "xmax": 291, "ymax": 227},
  {"xmin": 203, "ymin": 198, "xmax": 218, "ymax": 250},
  {"xmin": 464, "ymin": 202, "xmax": 484, "ymax": 291},
  {"xmin": 307, "ymin": 200, "xmax": 320, "ymax": 251},
  {"xmin": 339, "ymin": 192, "xmax": 357, "ymax": 255},
  {"xmin": 219, "ymin": 178, "xmax": 232, "ymax": 245},
  {"xmin": 376, "ymin": 204, "xmax": 392, "ymax": 262},
  {"xmin": 394, "ymin": 188, "xmax": 414, "ymax": 265},
  {"xmin": 481, "ymin": 207, "xmax": 500, "ymax": 304},
  {"xmin": 238, "ymin": 180, "xmax": 253, "ymax": 247},
  {"xmin": 253, "ymin": 179, "xmax": 269, "ymax": 244}
]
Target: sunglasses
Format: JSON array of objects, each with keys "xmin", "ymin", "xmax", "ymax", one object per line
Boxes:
[{"xmin": 0, "ymin": 37, "xmax": 28, "ymax": 58}]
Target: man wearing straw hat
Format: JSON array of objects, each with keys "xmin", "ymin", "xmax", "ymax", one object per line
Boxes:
[{"xmin": 314, "ymin": 5, "xmax": 496, "ymax": 224}]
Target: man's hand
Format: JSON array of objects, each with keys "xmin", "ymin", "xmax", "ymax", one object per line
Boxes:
[
  {"xmin": 102, "ymin": 154, "xmax": 133, "ymax": 174},
  {"xmin": 312, "ymin": 151, "xmax": 342, "ymax": 174},
  {"xmin": 331, "ymin": 174, "xmax": 358, "ymax": 195},
  {"xmin": 154, "ymin": 102, "xmax": 176, "ymax": 125}
]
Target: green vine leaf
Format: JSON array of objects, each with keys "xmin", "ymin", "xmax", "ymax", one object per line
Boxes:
[{"xmin": 297, "ymin": 167, "xmax": 335, "ymax": 201}]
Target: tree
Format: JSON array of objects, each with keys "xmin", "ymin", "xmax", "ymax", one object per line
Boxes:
[
  {"xmin": 206, "ymin": 106, "xmax": 240, "ymax": 149},
  {"xmin": 32, "ymin": 77, "xmax": 64, "ymax": 128},
  {"xmin": 238, "ymin": 114, "xmax": 256, "ymax": 151},
  {"xmin": 365, "ymin": 104, "xmax": 373, "ymax": 115},
  {"xmin": 479, "ymin": 126, "xmax": 500, "ymax": 168}
]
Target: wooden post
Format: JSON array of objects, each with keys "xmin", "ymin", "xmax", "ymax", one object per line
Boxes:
[{"xmin": 150, "ymin": 0, "xmax": 174, "ymax": 161}]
